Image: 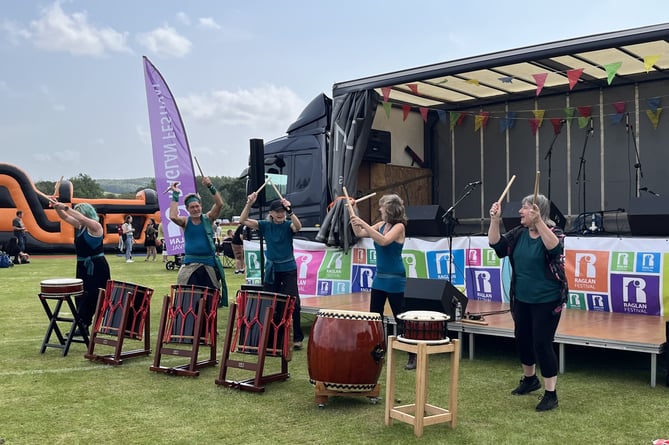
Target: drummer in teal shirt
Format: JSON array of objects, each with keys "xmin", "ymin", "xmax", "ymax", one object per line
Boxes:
[{"xmin": 350, "ymin": 193, "xmax": 416, "ymax": 369}]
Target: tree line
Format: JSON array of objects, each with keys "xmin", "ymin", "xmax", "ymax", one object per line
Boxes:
[{"xmin": 35, "ymin": 173, "xmax": 248, "ymax": 220}]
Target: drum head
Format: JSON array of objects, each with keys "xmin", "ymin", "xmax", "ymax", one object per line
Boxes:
[
  {"xmin": 317, "ymin": 308, "xmax": 382, "ymax": 321},
  {"xmin": 40, "ymin": 278, "xmax": 83, "ymax": 286},
  {"xmin": 398, "ymin": 310, "xmax": 450, "ymax": 321}
]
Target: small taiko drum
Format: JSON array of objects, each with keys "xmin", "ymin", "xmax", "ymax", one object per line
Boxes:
[
  {"xmin": 40, "ymin": 278, "xmax": 84, "ymax": 296},
  {"xmin": 308, "ymin": 309, "xmax": 385, "ymax": 392},
  {"xmin": 397, "ymin": 310, "xmax": 450, "ymax": 343}
]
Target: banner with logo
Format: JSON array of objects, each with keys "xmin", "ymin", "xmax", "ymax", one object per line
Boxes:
[{"xmin": 243, "ymin": 236, "xmax": 668, "ymax": 317}]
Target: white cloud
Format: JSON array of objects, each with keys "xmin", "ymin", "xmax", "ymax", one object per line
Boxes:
[
  {"xmin": 2, "ymin": 19, "xmax": 32, "ymax": 45},
  {"xmin": 135, "ymin": 124, "xmax": 150, "ymax": 145},
  {"xmin": 33, "ymin": 149, "xmax": 80, "ymax": 163},
  {"xmin": 178, "ymin": 85, "xmax": 306, "ymax": 133},
  {"xmin": 28, "ymin": 2, "xmax": 131, "ymax": 56},
  {"xmin": 198, "ymin": 18, "xmax": 221, "ymax": 30},
  {"xmin": 136, "ymin": 25, "xmax": 192, "ymax": 58},
  {"xmin": 176, "ymin": 12, "xmax": 191, "ymax": 26}
]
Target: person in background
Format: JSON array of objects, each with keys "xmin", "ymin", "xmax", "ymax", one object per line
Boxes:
[
  {"xmin": 144, "ymin": 218, "xmax": 158, "ymax": 262},
  {"xmin": 117, "ymin": 224, "xmax": 125, "ymax": 252},
  {"xmin": 168, "ymin": 177, "xmax": 227, "ymax": 308},
  {"xmin": 215, "ymin": 221, "xmax": 225, "ymax": 254},
  {"xmin": 12, "ymin": 210, "xmax": 27, "ymax": 253},
  {"xmin": 231, "ymin": 224, "xmax": 245, "ymax": 275},
  {"xmin": 350, "ymin": 194, "xmax": 416, "ymax": 370},
  {"xmin": 6, "ymin": 236, "xmax": 30, "ymax": 264},
  {"xmin": 157, "ymin": 221, "xmax": 167, "ymax": 262},
  {"xmin": 122, "ymin": 215, "xmax": 135, "ymax": 263},
  {"xmin": 52, "ymin": 200, "xmax": 111, "ymax": 333},
  {"xmin": 488, "ymin": 193, "xmax": 567, "ymax": 412},
  {"xmin": 239, "ymin": 194, "xmax": 304, "ymax": 350}
]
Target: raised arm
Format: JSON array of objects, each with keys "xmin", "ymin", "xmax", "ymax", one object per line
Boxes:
[{"xmin": 239, "ymin": 192, "xmax": 259, "ymax": 230}]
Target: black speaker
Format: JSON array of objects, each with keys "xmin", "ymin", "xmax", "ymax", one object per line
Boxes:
[
  {"xmin": 363, "ymin": 129, "xmax": 391, "ymax": 163},
  {"xmin": 404, "ymin": 277, "xmax": 468, "ymax": 321},
  {"xmin": 406, "ymin": 205, "xmax": 448, "ymax": 237},
  {"xmin": 502, "ymin": 200, "xmax": 566, "ymax": 232},
  {"xmin": 627, "ymin": 196, "xmax": 669, "ymax": 236},
  {"xmin": 248, "ymin": 139, "xmax": 266, "ymax": 208}
]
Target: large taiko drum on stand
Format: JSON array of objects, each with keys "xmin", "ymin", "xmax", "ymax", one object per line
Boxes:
[
  {"xmin": 40, "ymin": 278, "xmax": 84, "ymax": 296},
  {"xmin": 308, "ymin": 309, "xmax": 385, "ymax": 392},
  {"xmin": 397, "ymin": 310, "xmax": 450, "ymax": 344}
]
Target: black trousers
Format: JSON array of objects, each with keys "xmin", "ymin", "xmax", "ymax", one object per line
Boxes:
[
  {"xmin": 512, "ymin": 299, "xmax": 561, "ymax": 378},
  {"xmin": 263, "ymin": 269, "xmax": 303, "ymax": 342}
]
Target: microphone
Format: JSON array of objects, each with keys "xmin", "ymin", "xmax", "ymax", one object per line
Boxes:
[
  {"xmin": 640, "ymin": 187, "xmax": 660, "ymax": 197},
  {"xmin": 559, "ymin": 119, "xmax": 567, "ymax": 124},
  {"xmin": 467, "ymin": 180, "xmax": 482, "ymax": 187},
  {"xmin": 625, "ymin": 113, "xmax": 629, "ymax": 133},
  {"xmin": 589, "ymin": 118, "xmax": 594, "ymax": 134}
]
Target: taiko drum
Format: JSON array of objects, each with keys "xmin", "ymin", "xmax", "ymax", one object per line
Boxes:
[
  {"xmin": 397, "ymin": 310, "xmax": 449, "ymax": 342},
  {"xmin": 307, "ymin": 309, "xmax": 385, "ymax": 392},
  {"xmin": 40, "ymin": 278, "xmax": 84, "ymax": 296}
]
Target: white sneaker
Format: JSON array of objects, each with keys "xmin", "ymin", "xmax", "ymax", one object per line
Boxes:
[{"xmin": 126, "ymin": 259, "xmax": 134, "ymax": 263}]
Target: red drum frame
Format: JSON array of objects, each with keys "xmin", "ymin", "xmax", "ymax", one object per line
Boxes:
[
  {"xmin": 85, "ymin": 280, "xmax": 154, "ymax": 365},
  {"xmin": 216, "ymin": 289, "xmax": 296, "ymax": 393},
  {"xmin": 150, "ymin": 284, "xmax": 219, "ymax": 377}
]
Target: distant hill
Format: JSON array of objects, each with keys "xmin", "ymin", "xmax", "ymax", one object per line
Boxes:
[{"xmin": 97, "ymin": 177, "xmax": 155, "ymax": 194}]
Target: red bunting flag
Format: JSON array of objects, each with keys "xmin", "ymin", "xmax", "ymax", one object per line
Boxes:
[
  {"xmin": 407, "ymin": 84, "xmax": 419, "ymax": 95},
  {"xmin": 550, "ymin": 118, "xmax": 563, "ymax": 134},
  {"xmin": 577, "ymin": 106, "xmax": 592, "ymax": 118},
  {"xmin": 567, "ymin": 69, "xmax": 584, "ymax": 90},
  {"xmin": 419, "ymin": 107, "xmax": 428, "ymax": 122},
  {"xmin": 532, "ymin": 73, "xmax": 548, "ymax": 96},
  {"xmin": 529, "ymin": 118, "xmax": 540, "ymax": 135},
  {"xmin": 381, "ymin": 87, "xmax": 391, "ymax": 102},
  {"xmin": 402, "ymin": 105, "xmax": 411, "ymax": 121}
]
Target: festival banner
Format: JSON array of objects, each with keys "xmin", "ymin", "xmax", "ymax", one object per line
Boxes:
[{"xmin": 143, "ymin": 56, "xmax": 197, "ymax": 255}]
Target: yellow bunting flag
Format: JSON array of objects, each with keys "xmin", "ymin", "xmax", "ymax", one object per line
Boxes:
[
  {"xmin": 646, "ymin": 108, "xmax": 662, "ymax": 129},
  {"xmin": 532, "ymin": 109, "xmax": 545, "ymax": 127},
  {"xmin": 643, "ymin": 55, "xmax": 661, "ymax": 72}
]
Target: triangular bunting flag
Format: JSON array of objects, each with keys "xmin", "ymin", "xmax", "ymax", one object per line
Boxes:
[
  {"xmin": 449, "ymin": 112, "xmax": 461, "ymax": 130},
  {"xmin": 402, "ymin": 105, "xmax": 411, "ymax": 121},
  {"xmin": 381, "ymin": 87, "xmax": 392, "ymax": 102},
  {"xmin": 564, "ymin": 107, "xmax": 576, "ymax": 121},
  {"xmin": 646, "ymin": 108, "xmax": 662, "ymax": 129},
  {"xmin": 436, "ymin": 110, "xmax": 447, "ymax": 122},
  {"xmin": 499, "ymin": 76, "xmax": 514, "ymax": 84},
  {"xmin": 577, "ymin": 106, "xmax": 592, "ymax": 118},
  {"xmin": 532, "ymin": 73, "xmax": 548, "ymax": 96},
  {"xmin": 567, "ymin": 68, "xmax": 584, "ymax": 90},
  {"xmin": 474, "ymin": 112, "xmax": 490, "ymax": 132},
  {"xmin": 437, "ymin": 78, "xmax": 448, "ymax": 84},
  {"xmin": 419, "ymin": 107, "xmax": 428, "ymax": 123},
  {"xmin": 529, "ymin": 118, "xmax": 540, "ymax": 135},
  {"xmin": 407, "ymin": 84, "xmax": 419, "ymax": 95},
  {"xmin": 610, "ymin": 113, "xmax": 625, "ymax": 125},
  {"xmin": 643, "ymin": 55, "xmax": 661, "ymax": 72},
  {"xmin": 466, "ymin": 79, "xmax": 480, "ymax": 86},
  {"xmin": 604, "ymin": 62, "xmax": 622, "ymax": 85},
  {"xmin": 383, "ymin": 101, "xmax": 392, "ymax": 118},
  {"xmin": 577, "ymin": 116, "xmax": 590, "ymax": 129},
  {"xmin": 532, "ymin": 110, "xmax": 545, "ymax": 128},
  {"xmin": 647, "ymin": 97, "xmax": 661, "ymax": 112},
  {"xmin": 611, "ymin": 101, "xmax": 626, "ymax": 125},
  {"xmin": 550, "ymin": 118, "xmax": 564, "ymax": 135}
]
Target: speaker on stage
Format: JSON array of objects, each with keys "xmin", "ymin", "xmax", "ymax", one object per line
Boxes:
[
  {"xmin": 502, "ymin": 200, "xmax": 566, "ymax": 232},
  {"xmin": 248, "ymin": 139, "xmax": 266, "ymax": 208},
  {"xmin": 406, "ymin": 205, "xmax": 448, "ymax": 237},
  {"xmin": 404, "ymin": 277, "xmax": 468, "ymax": 321},
  {"xmin": 363, "ymin": 129, "xmax": 391, "ymax": 164},
  {"xmin": 627, "ymin": 196, "xmax": 669, "ymax": 236}
]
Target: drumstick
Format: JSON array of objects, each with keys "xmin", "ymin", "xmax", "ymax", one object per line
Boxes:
[
  {"xmin": 269, "ymin": 179, "xmax": 284, "ymax": 200},
  {"xmin": 354, "ymin": 192, "xmax": 376, "ymax": 204},
  {"xmin": 496, "ymin": 175, "xmax": 516, "ymax": 205},
  {"xmin": 533, "ymin": 171, "xmax": 540, "ymax": 204},
  {"xmin": 53, "ymin": 176, "xmax": 63, "ymax": 197},
  {"xmin": 193, "ymin": 156, "xmax": 205, "ymax": 177},
  {"xmin": 255, "ymin": 176, "xmax": 270, "ymax": 194},
  {"xmin": 342, "ymin": 186, "xmax": 356, "ymax": 219}
]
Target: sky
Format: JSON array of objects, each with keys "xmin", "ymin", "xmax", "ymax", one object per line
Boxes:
[{"xmin": 1, "ymin": 1, "xmax": 668, "ymax": 182}]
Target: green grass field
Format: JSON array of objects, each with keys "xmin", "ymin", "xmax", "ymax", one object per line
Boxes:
[{"xmin": 0, "ymin": 254, "xmax": 667, "ymax": 444}]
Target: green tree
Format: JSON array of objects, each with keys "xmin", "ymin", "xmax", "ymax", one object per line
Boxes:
[
  {"xmin": 34, "ymin": 180, "xmax": 56, "ymax": 196},
  {"xmin": 69, "ymin": 173, "xmax": 105, "ymax": 199}
]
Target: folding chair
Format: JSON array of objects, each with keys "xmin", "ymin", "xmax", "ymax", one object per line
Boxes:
[
  {"xmin": 220, "ymin": 241, "xmax": 235, "ymax": 268},
  {"xmin": 85, "ymin": 280, "xmax": 154, "ymax": 365}
]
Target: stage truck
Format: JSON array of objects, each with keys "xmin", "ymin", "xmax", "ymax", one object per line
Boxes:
[
  {"xmin": 0, "ymin": 163, "xmax": 161, "ymax": 253},
  {"xmin": 248, "ymin": 24, "xmax": 669, "ymax": 244}
]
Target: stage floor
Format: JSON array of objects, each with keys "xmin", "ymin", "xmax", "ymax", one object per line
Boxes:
[{"xmin": 301, "ymin": 293, "xmax": 667, "ymax": 387}]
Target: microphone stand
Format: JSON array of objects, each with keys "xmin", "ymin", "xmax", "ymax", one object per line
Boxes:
[
  {"xmin": 544, "ymin": 120, "xmax": 565, "ymax": 201},
  {"xmin": 441, "ymin": 183, "xmax": 478, "ymax": 282},
  {"xmin": 628, "ymin": 119, "xmax": 644, "ymax": 198},
  {"xmin": 575, "ymin": 120, "xmax": 593, "ymax": 233}
]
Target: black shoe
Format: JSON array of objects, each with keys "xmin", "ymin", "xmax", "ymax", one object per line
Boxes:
[
  {"xmin": 404, "ymin": 353, "xmax": 417, "ymax": 370},
  {"xmin": 536, "ymin": 391, "xmax": 558, "ymax": 411},
  {"xmin": 293, "ymin": 341, "xmax": 303, "ymax": 350},
  {"xmin": 511, "ymin": 375, "xmax": 541, "ymax": 395}
]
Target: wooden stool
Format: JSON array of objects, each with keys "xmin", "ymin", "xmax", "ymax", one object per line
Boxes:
[{"xmin": 385, "ymin": 336, "xmax": 460, "ymax": 438}]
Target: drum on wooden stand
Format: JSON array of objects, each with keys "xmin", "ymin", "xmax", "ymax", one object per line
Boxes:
[
  {"xmin": 397, "ymin": 310, "xmax": 450, "ymax": 344},
  {"xmin": 40, "ymin": 278, "xmax": 84, "ymax": 296},
  {"xmin": 308, "ymin": 309, "xmax": 385, "ymax": 395}
]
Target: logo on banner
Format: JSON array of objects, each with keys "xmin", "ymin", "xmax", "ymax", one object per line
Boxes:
[
  {"xmin": 483, "ymin": 249, "xmax": 501, "ymax": 267},
  {"xmin": 402, "ymin": 249, "xmax": 427, "ymax": 278},
  {"xmin": 318, "ymin": 251, "xmax": 350, "ymax": 280},
  {"xmin": 426, "ymin": 250, "xmax": 465, "ymax": 285},
  {"xmin": 567, "ymin": 292, "xmax": 587, "ymax": 310},
  {"xmin": 296, "ymin": 250, "xmax": 322, "ymax": 295},
  {"xmin": 587, "ymin": 293, "xmax": 611, "ymax": 312},
  {"xmin": 351, "ymin": 265, "xmax": 376, "ymax": 292},
  {"xmin": 636, "ymin": 252, "xmax": 660, "ymax": 273},
  {"xmin": 245, "ymin": 249, "xmax": 262, "ymax": 280},
  {"xmin": 352, "ymin": 247, "xmax": 372, "ymax": 265},
  {"xmin": 465, "ymin": 268, "xmax": 501, "ymax": 302},
  {"xmin": 466, "ymin": 249, "xmax": 481, "ymax": 267},
  {"xmin": 566, "ymin": 250, "xmax": 609, "ymax": 292},
  {"xmin": 610, "ymin": 273, "xmax": 660, "ymax": 315},
  {"xmin": 611, "ymin": 251, "xmax": 634, "ymax": 272}
]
